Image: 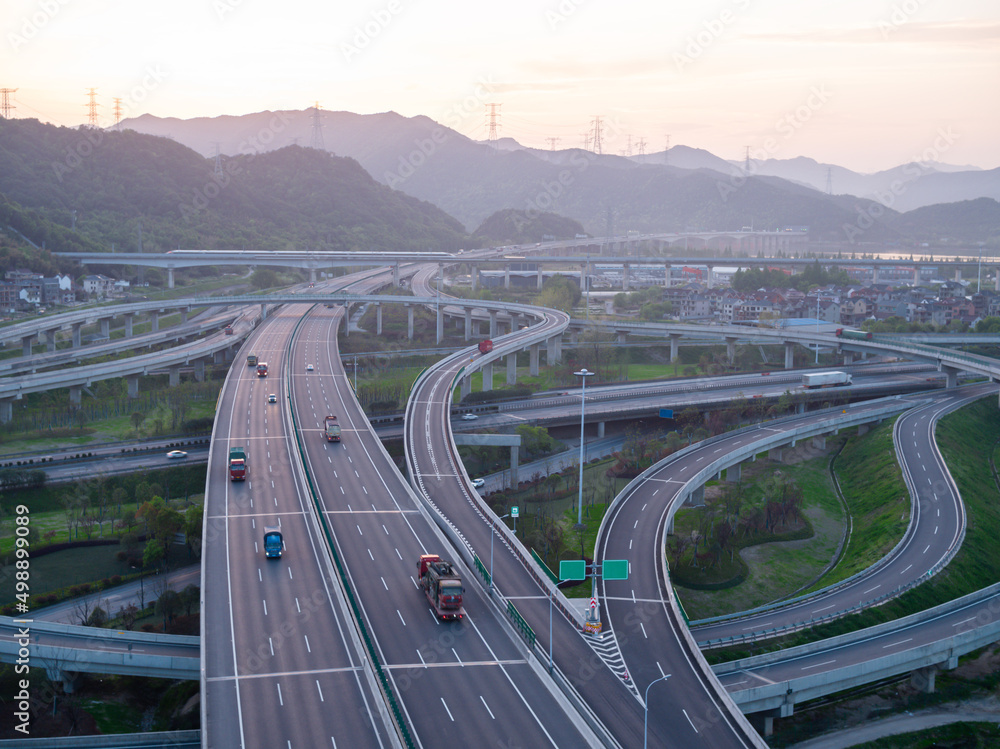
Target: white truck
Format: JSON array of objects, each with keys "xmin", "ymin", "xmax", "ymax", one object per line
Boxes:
[{"xmin": 802, "ymin": 371, "xmax": 852, "ymax": 389}]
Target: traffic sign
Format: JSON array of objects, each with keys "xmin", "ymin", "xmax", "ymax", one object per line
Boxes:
[
  {"xmin": 511, "ymin": 506, "xmax": 519, "ymax": 518},
  {"xmin": 603, "ymin": 560, "xmax": 629, "ymax": 580},
  {"xmin": 559, "ymin": 560, "xmax": 586, "ymax": 581},
  {"xmin": 659, "ymin": 409, "xmax": 674, "ymax": 419}
]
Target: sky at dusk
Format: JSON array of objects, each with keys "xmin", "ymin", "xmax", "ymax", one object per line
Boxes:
[{"xmin": 4, "ymin": 0, "xmax": 999, "ymax": 173}]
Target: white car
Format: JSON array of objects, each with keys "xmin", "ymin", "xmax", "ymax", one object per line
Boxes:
[
  {"xmin": 166, "ymin": 450, "xmax": 188, "ymax": 459},
  {"xmin": 306, "ymin": 364, "xmax": 314, "ymax": 371},
  {"xmin": 471, "ymin": 478, "xmax": 485, "ymax": 489},
  {"xmin": 461, "ymin": 413, "xmax": 478, "ymax": 421},
  {"xmin": 268, "ymin": 394, "xmax": 277, "ymax": 403}
]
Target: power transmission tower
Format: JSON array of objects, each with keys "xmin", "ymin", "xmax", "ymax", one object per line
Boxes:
[
  {"xmin": 590, "ymin": 116, "xmax": 604, "ymax": 154},
  {"xmin": 664, "ymin": 134, "xmax": 670, "ymax": 165},
  {"xmin": 212, "ymin": 142, "xmax": 223, "ymax": 179},
  {"xmin": 825, "ymin": 167, "xmax": 833, "ymax": 195},
  {"xmin": 620, "ymin": 135, "xmax": 633, "ymax": 157},
  {"xmin": 310, "ymin": 102, "xmax": 326, "ymax": 151},
  {"xmin": 112, "ymin": 97, "xmax": 123, "ymax": 129},
  {"xmin": 0, "ymin": 88, "xmax": 17, "ymax": 119},
  {"xmin": 85, "ymin": 88, "xmax": 99, "ymax": 128},
  {"xmin": 744, "ymin": 145, "xmax": 750, "ymax": 172},
  {"xmin": 546, "ymin": 137, "xmax": 560, "ymax": 151},
  {"xmin": 637, "ymin": 138, "xmax": 647, "ymax": 157},
  {"xmin": 581, "ymin": 132, "xmax": 590, "ymax": 149},
  {"xmin": 485, "ymin": 103, "xmax": 501, "ymax": 150}
]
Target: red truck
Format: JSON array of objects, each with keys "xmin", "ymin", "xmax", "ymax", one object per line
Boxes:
[
  {"xmin": 417, "ymin": 555, "xmax": 465, "ymax": 621},
  {"xmin": 229, "ymin": 447, "xmax": 247, "ymax": 481},
  {"xmin": 478, "ymin": 339, "xmax": 493, "ymax": 355}
]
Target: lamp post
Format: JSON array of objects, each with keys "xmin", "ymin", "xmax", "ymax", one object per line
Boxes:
[
  {"xmin": 489, "ymin": 513, "xmax": 509, "ymax": 597},
  {"xmin": 815, "ymin": 295, "xmax": 820, "ymax": 363},
  {"xmin": 644, "ymin": 673, "xmax": 672, "ymax": 749},
  {"xmin": 574, "ymin": 368, "xmax": 595, "ymax": 529},
  {"xmin": 130, "ymin": 564, "xmax": 145, "ymax": 610}
]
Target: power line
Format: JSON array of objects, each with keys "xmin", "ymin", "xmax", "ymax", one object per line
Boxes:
[
  {"xmin": 85, "ymin": 88, "xmax": 99, "ymax": 128},
  {"xmin": 0, "ymin": 88, "xmax": 17, "ymax": 119}
]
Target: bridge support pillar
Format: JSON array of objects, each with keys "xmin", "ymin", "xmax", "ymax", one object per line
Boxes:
[
  {"xmin": 464, "ymin": 308, "xmax": 472, "ymax": 341},
  {"xmin": 47, "ymin": 668, "xmax": 81, "ymax": 694},
  {"xmin": 169, "ymin": 367, "xmax": 181, "ymax": 387},
  {"xmin": 670, "ymin": 334, "xmax": 681, "ymax": 362},
  {"xmin": 69, "ymin": 387, "xmax": 81, "ymax": 407},
  {"xmin": 127, "ymin": 376, "xmax": 140, "ymax": 399},
  {"xmin": 167, "ymin": 268, "xmax": 175, "ymax": 289},
  {"xmin": 911, "ymin": 665, "xmax": 939, "ymax": 693},
  {"xmin": 406, "ymin": 305, "xmax": 414, "ymax": 341},
  {"xmin": 393, "ymin": 262, "xmax": 400, "ymax": 287},
  {"xmin": 940, "ymin": 365, "xmax": 958, "ymax": 388},
  {"xmin": 21, "ymin": 335, "xmax": 33, "ymax": 357},
  {"xmin": 0, "ymin": 400, "xmax": 11, "ymax": 424},
  {"xmin": 45, "ymin": 328, "xmax": 58, "ymax": 352},
  {"xmin": 569, "ymin": 328, "xmax": 578, "ymax": 345},
  {"xmin": 546, "ymin": 335, "xmax": 560, "ymax": 365},
  {"xmin": 194, "ymin": 359, "xmax": 206, "ymax": 382},
  {"xmin": 684, "ymin": 485, "xmax": 705, "ymax": 507},
  {"xmin": 529, "ymin": 344, "xmax": 539, "ymax": 376},
  {"xmin": 796, "ymin": 401, "xmax": 805, "ymax": 414},
  {"xmin": 843, "ymin": 351, "xmax": 855, "ymax": 366},
  {"xmin": 482, "ymin": 362, "xmax": 493, "ymax": 392},
  {"xmin": 436, "ymin": 305, "xmax": 443, "ymax": 344},
  {"xmin": 725, "ymin": 337, "xmax": 737, "ymax": 364},
  {"xmin": 597, "ymin": 421, "xmax": 605, "ymax": 438},
  {"xmin": 728, "ymin": 462, "xmax": 741, "ymax": 481},
  {"xmin": 489, "ymin": 311, "xmax": 498, "ymax": 338},
  {"xmin": 343, "ymin": 304, "xmax": 351, "ymax": 338},
  {"xmin": 812, "ymin": 436, "xmax": 826, "ymax": 450},
  {"xmin": 100, "ymin": 318, "xmax": 111, "ymax": 339},
  {"xmin": 617, "ymin": 331, "xmax": 627, "ymax": 344},
  {"xmin": 504, "ymin": 264, "xmax": 510, "ymax": 290},
  {"xmin": 954, "ymin": 268, "xmax": 963, "ymax": 283},
  {"xmin": 151, "ymin": 312, "xmax": 159, "ymax": 333},
  {"xmin": 784, "ymin": 342, "xmax": 795, "ymax": 369},
  {"xmin": 509, "ymin": 445, "xmax": 519, "ymax": 489},
  {"xmin": 664, "ymin": 264, "xmax": 672, "ymax": 287},
  {"xmin": 537, "ymin": 267, "xmax": 544, "ymax": 290},
  {"xmin": 623, "ymin": 262, "xmax": 630, "ymax": 291},
  {"xmin": 473, "ymin": 319, "xmax": 481, "ymax": 337},
  {"xmin": 769, "ymin": 447, "xmax": 783, "ymax": 461},
  {"xmin": 71, "ymin": 322, "xmax": 82, "ymax": 348},
  {"xmin": 214, "ymin": 350, "xmax": 226, "ymax": 365},
  {"xmin": 180, "ymin": 308, "xmax": 188, "ymax": 323},
  {"xmin": 376, "ymin": 304, "xmax": 382, "ymax": 336},
  {"xmin": 506, "ymin": 353, "xmax": 517, "ymax": 385},
  {"xmin": 857, "ymin": 423, "xmax": 870, "ymax": 436},
  {"xmin": 995, "ymin": 270, "xmax": 1000, "ymax": 292},
  {"xmin": 460, "ymin": 376, "xmax": 471, "ymax": 400},
  {"xmin": 309, "ymin": 268, "xmax": 317, "ymax": 284},
  {"xmin": 470, "ymin": 266, "xmax": 477, "ymax": 292},
  {"xmin": 913, "ymin": 267, "xmax": 920, "ymax": 285},
  {"xmin": 260, "ymin": 303, "xmax": 268, "ymax": 321}
]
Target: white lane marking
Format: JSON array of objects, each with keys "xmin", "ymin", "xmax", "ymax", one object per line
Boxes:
[
  {"xmin": 883, "ymin": 638, "xmax": 913, "ymax": 649},
  {"xmin": 383, "ymin": 525, "xmax": 389, "ymax": 535},
  {"xmin": 633, "ymin": 520, "xmax": 638, "ymax": 529},
  {"xmin": 258, "ymin": 569, "xmax": 262, "ymax": 582},
  {"xmin": 863, "ymin": 585, "xmax": 880, "ymax": 594},
  {"xmin": 441, "ymin": 698, "xmax": 454, "ymax": 722},
  {"xmin": 276, "ymin": 683, "xmax": 283, "ymax": 706},
  {"xmin": 935, "ymin": 525, "xmax": 939, "ymax": 534},
  {"xmin": 304, "ymin": 635, "xmax": 311, "ymax": 653},
  {"xmin": 812, "ymin": 603, "xmax": 834, "ymax": 613},
  {"xmin": 629, "ymin": 539, "xmax": 633, "ymax": 550},
  {"xmin": 381, "ymin": 577, "xmax": 388, "ymax": 591},
  {"xmin": 269, "ymin": 638, "xmax": 274, "ymax": 656},
  {"xmin": 363, "ymin": 487, "xmax": 368, "ymax": 495},
  {"xmin": 295, "ymin": 598, "xmax": 300, "ymax": 613},
  {"xmin": 953, "ymin": 616, "xmax": 977, "ymax": 627},
  {"xmin": 357, "ymin": 525, "xmax": 363, "ymax": 536},
  {"xmin": 743, "ymin": 622, "xmax": 772, "ymax": 630},
  {"xmin": 900, "ymin": 564, "xmax": 913, "ymax": 574},
  {"xmin": 923, "ymin": 544, "xmax": 930, "ymax": 554},
  {"xmin": 657, "ymin": 662, "xmax": 665, "ymax": 677},
  {"xmin": 640, "ymin": 622, "xmax": 647, "ymax": 639},
  {"xmin": 368, "ymin": 549, "xmax": 374, "ymax": 561},
  {"xmin": 480, "ymin": 696, "xmax": 495, "ymax": 719},
  {"xmin": 682, "ymin": 709, "xmax": 698, "ymax": 733},
  {"xmin": 642, "ymin": 503, "xmax": 647, "ymax": 511},
  {"xmin": 801, "ymin": 659, "xmax": 836, "ymax": 671},
  {"xmin": 396, "ymin": 548, "xmax": 403, "ymax": 560},
  {"xmin": 288, "ymin": 567, "xmax": 293, "ymax": 580},
  {"xmin": 452, "ymin": 648, "xmax": 463, "ymax": 665},
  {"xmin": 316, "ymin": 680, "xmax": 325, "ymax": 702},
  {"xmin": 416, "ymin": 650, "xmax": 426, "ymax": 666},
  {"xmin": 397, "ymin": 610, "xmax": 406, "ymax": 626},
  {"xmin": 263, "ymin": 600, "xmax": 268, "ymax": 616},
  {"xmin": 937, "ymin": 508, "xmax": 940, "ymax": 517}
]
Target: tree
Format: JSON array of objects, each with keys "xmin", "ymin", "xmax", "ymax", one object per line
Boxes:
[
  {"xmin": 130, "ymin": 411, "xmax": 146, "ymax": 435},
  {"xmin": 155, "ymin": 590, "xmax": 182, "ymax": 632},
  {"xmin": 180, "ymin": 584, "xmax": 200, "ymax": 617},
  {"xmin": 184, "ymin": 506, "xmax": 203, "ymax": 557},
  {"xmin": 143, "ymin": 538, "xmax": 166, "ymax": 570},
  {"xmin": 118, "ymin": 603, "xmax": 138, "ymax": 631},
  {"xmin": 251, "ymin": 268, "xmax": 279, "ymax": 290}
]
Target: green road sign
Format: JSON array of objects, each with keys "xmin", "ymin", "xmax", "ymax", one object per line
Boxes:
[
  {"xmin": 603, "ymin": 560, "xmax": 629, "ymax": 581},
  {"xmin": 511, "ymin": 506, "xmax": 519, "ymax": 518},
  {"xmin": 559, "ymin": 559, "xmax": 586, "ymax": 581}
]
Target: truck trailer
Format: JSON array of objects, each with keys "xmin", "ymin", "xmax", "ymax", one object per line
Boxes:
[
  {"xmin": 802, "ymin": 371, "xmax": 852, "ymax": 389},
  {"xmin": 263, "ymin": 526, "xmax": 283, "ymax": 559},
  {"xmin": 247, "ymin": 354, "xmax": 258, "ymax": 367},
  {"xmin": 256, "ymin": 362, "xmax": 268, "ymax": 377},
  {"xmin": 478, "ymin": 339, "xmax": 493, "ymax": 355},
  {"xmin": 229, "ymin": 446, "xmax": 247, "ymax": 481},
  {"xmin": 324, "ymin": 415, "xmax": 342, "ymax": 442},
  {"xmin": 835, "ymin": 328, "xmax": 873, "ymax": 341},
  {"xmin": 417, "ymin": 554, "xmax": 465, "ymax": 620}
]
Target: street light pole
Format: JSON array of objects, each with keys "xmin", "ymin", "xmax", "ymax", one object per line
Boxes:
[
  {"xmin": 644, "ymin": 673, "xmax": 672, "ymax": 749},
  {"xmin": 489, "ymin": 513, "xmax": 509, "ymax": 597},
  {"xmin": 574, "ymin": 368, "xmax": 594, "ymax": 528}
]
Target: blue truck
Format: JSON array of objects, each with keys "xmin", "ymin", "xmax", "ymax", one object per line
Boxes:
[{"xmin": 263, "ymin": 526, "xmax": 283, "ymax": 559}]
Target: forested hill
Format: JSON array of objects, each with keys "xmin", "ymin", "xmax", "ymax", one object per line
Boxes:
[{"xmin": 0, "ymin": 118, "xmax": 469, "ymax": 253}]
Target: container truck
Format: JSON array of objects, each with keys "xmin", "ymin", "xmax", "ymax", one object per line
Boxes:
[
  {"xmin": 802, "ymin": 371, "xmax": 852, "ymax": 389},
  {"xmin": 256, "ymin": 362, "xmax": 268, "ymax": 377},
  {"xmin": 835, "ymin": 328, "xmax": 873, "ymax": 341},
  {"xmin": 324, "ymin": 415, "xmax": 342, "ymax": 442},
  {"xmin": 247, "ymin": 354, "xmax": 257, "ymax": 367},
  {"xmin": 417, "ymin": 554, "xmax": 465, "ymax": 620},
  {"xmin": 263, "ymin": 526, "xmax": 283, "ymax": 559},
  {"xmin": 229, "ymin": 446, "xmax": 247, "ymax": 481},
  {"xmin": 478, "ymin": 339, "xmax": 493, "ymax": 355},
  {"xmin": 224, "ymin": 326, "xmax": 234, "ymax": 335}
]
